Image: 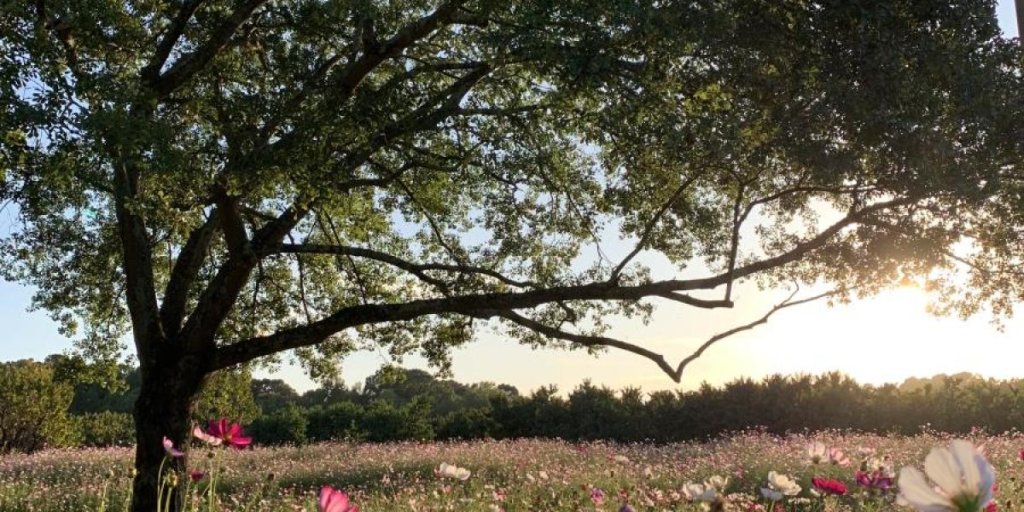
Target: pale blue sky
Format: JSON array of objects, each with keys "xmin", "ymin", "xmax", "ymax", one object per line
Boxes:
[{"xmin": 1, "ymin": 4, "xmax": 1021, "ymax": 393}]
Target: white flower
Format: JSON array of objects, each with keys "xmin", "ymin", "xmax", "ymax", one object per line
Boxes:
[
  {"xmin": 761, "ymin": 470, "xmax": 801, "ymax": 502},
  {"xmin": 436, "ymin": 463, "xmax": 471, "ymax": 481},
  {"xmin": 805, "ymin": 441, "xmax": 827, "ymax": 464},
  {"xmin": 704, "ymin": 475, "xmax": 729, "ymax": 491},
  {"xmin": 897, "ymin": 440, "xmax": 995, "ymax": 512},
  {"xmin": 867, "ymin": 455, "xmax": 896, "ymax": 478},
  {"xmin": 682, "ymin": 482, "xmax": 719, "ymax": 502}
]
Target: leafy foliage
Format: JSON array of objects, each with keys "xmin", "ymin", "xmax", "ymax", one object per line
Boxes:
[
  {"xmin": 0, "ymin": 360, "xmax": 77, "ymax": 453},
  {"xmin": 75, "ymin": 411, "xmax": 135, "ymax": 447}
]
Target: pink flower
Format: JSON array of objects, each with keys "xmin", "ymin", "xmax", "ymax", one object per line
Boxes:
[
  {"xmin": 201, "ymin": 417, "xmax": 252, "ymax": 449},
  {"xmin": 812, "ymin": 477, "xmax": 847, "ymax": 495},
  {"xmin": 192, "ymin": 426, "xmax": 222, "ymax": 446},
  {"xmin": 189, "ymin": 470, "xmax": 205, "ymax": 482},
  {"xmin": 855, "ymin": 470, "xmax": 893, "ymax": 490},
  {"xmin": 319, "ymin": 485, "xmax": 359, "ymax": 512},
  {"xmin": 591, "ymin": 487, "xmax": 606, "ymax": 505},
  {"xmin": 827, "ymin": 448, "xmax": 850, "ymax": 466},
  {"xmin": 162, "ymin": 437, "xmax": 184, "ymax": 458}
]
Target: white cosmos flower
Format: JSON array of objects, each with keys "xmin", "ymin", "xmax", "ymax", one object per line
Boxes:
[
  {"xmin": 436, "ymin": 463, "xmax": 471, "ymax": 481},
  {"xmin": 682, "ymin": 482, "xmax": 719, "ymax": 502},
  {"xmin": 767, "ymin": 471, "xmax": 802, "ymax": 496},
  {"xmin": 704, "ymin": 475, "xmax": 729, "ymax": 491},
  {"xmin": 898, "ymin": 440, "xmax": 995, "ymax": 512},
  {"xmin": 760, "ymin": 488, "xmax": 784, "ymax": 501},
  {"xmin": 805, "ymin": 441, "xmax": 827, "ymax": 464}
]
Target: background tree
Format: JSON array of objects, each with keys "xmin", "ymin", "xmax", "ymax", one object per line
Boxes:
[
  {"xmin": 2, "ymin": 0, "xmax": 1023, "ymax": 509},
  {"xmin": 0, "ymin": 360, "xmax": 78, "ymax": 452}
]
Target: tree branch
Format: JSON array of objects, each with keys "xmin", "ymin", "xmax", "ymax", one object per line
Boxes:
[
  {"xmin": 148, "ymin": 0, "xmax": 270, "ymax": 97},
  {"xmin": 141, "ymin": 0, "xmax": 206, "ymax": 83},
  {"xmin": 673, "ymin": 287, "xmax": 842, "ymax": 378},
  {"xmin": 610, "ymin": 169, "xmax": 706, "ymax": 281},
  {"xmin": 208, "ymin": 197, "xmax": 913, "ymax": 370},
  {"xmin": 268, "ymin": 243, "xmax": 536, "ymax": 289},
  {"xmin": 160, "ymin": 209, "xmax": 220, "ymax": 336}
]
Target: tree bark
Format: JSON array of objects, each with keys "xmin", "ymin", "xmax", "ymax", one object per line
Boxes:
[{"xmin": 130, "ymin": 357, "xmax": 206, "ymax": 512}]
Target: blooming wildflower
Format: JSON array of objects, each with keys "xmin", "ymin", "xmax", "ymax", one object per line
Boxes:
[
  {"xmin": 827, "ymin": 447, "xmax": 850, "ymax": 466},
  {"xmin": 682, "ymin": 482, "xmax": 719, "ymax": 502},
  {"xmin": 705, "ymin": 475, "xmax": 729, "ymax": 491},
  {"xmin": 192, "ymin": 426, "xmax": 223, "ymax": 446},
  {"xmin": 436, "ymin": 463, "xmax": 471, "ymax": 481},
  {"xmin": 162, "ymin": 437, "xmax": 184, "ymax": 458},
  {"xmin": 811, "ymin": 477, "xmax": 847, "ymax": 495},
  {"xmin": 898, "ymin": 440, "xmax": 995, "ymax": 512},
  {"xmin": 319, "ymin": 485, "xmax": 359, "ymax": 512},
  {"xmin": 201, "ymin": 418, "xmax": 252, "ymax": 449},
  {"xmin": 805, "ymin": 442, "xmax": 827, "ymax": 464},
  {"xmin": 761, "ymin": 471, "xmax": 801, "ymax": 501},
  {"xmin": 188, "ymin": 469, "xmax": 205, "ymax": 482},
  {"xmin": 591, "ymin": 487, "xmax": 606, "ymax": 505},
  {"xmin": 761, "ymin": 488, "xmax": 784, "ymax": 502},
  {"xmin": 856, "ymin": 470, "xmax": 894, "ymax": 490}
]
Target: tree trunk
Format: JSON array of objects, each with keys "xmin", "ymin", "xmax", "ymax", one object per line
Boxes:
[{"xmin": 130, "ymin": 361, "xmax": 205, "ymax": 512}]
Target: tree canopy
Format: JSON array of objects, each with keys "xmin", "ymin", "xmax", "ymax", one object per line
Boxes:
[
  {"xmin": 4, "ymin": 0, "xmax": 1022, "ymax": 385},
  {"xmin": 2, "ymin": 2, "xmax": 1024, "ymax": 506}
]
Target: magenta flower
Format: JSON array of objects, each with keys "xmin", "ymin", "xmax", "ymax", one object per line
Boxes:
[
  {"xmin": 162, "ymin": 436, "xmax": 184, "ymax": 458},
  {"xmin": 188, "ymin": 469, "xmax": 205, "ymax": 482},
  {"xmin": 591, "ymin": 487, "xmax": 606, "ymax": 506},
  {"xmin": 855, "ymin": 470, "xmax": 893, "ymax": 490},
  {"xmin": 201, "ymin": 417, "xmax": 252, "ymax": 449},
  {"xmin": 319, "ymin": 485, "xmax": 359, "ymax": 512},
  {"xmin": 812, "ymin": 477, "xmax": 847, "ymax": 495}
]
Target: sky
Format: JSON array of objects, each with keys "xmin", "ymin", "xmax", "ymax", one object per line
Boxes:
[{"xmin": 1, "ymin": 3, "xmax": 1021, "ymax": 394}]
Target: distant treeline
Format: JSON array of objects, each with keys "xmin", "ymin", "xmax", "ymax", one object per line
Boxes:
[{"xmin": 4, "ymin": 356, "xmax": 1024, "ymax": 452}]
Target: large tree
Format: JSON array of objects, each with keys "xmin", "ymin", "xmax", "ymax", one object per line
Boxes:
[{"xmin": 2, "ymin": 0, "xmax": 1022, "ymax": 509}]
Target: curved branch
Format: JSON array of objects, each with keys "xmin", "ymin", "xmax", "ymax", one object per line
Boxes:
[
  {"xmin": 674, "ymin": 287, "xmax": 842, "ymax": 377},
  {"xmin": 208, "ymin": 198, "xmax": 911, "ymax": 371},
  {"xmin": 268, "ymin": 243, "xmax": 536, "ymax": 289}
]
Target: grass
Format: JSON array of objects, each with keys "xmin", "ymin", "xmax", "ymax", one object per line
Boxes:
[{"xmin": 2, "ymin": 429, "xmax": 1023, "ymax": 511}]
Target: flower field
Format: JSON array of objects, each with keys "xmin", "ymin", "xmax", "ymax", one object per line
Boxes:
[{"xmin": 2, "ymin": 430, "xmax": 1022, "ymax": 511}]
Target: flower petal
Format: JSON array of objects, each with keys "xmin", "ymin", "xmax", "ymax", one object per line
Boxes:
[
  {"xmin": 951, "ymin": 441, "xmax": 981, "ymax": 490},
  {"xmin": 899, "ymin": 466, "xmax": 952, "ymax": 511},
  {"xmin": 924, "ymin": 445, "xmax": 964, "ymax": 497}
]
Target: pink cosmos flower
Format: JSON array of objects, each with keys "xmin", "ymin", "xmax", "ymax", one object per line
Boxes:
[
  {"xmin": 855, "ymin": 470, "xmax": 893, "ymax": 490},
  {"xmin": 591, "ymin": 487, "xmax": 606, "ymax": 505},
  {"xmin": 162, "ymin": 436, "xmax": 184, "ymax": 458},
  {"xmin": 827, "ymin": 448, "xmax": 850, "ymax": 466},
  {"xmin": 319, "ymin": 485, "xmax": 359, "ymax": 512},
  {"xmin": 189, "ymin": 469, "xmax": 205, "ymax": 482},
  {"xmin": 811, "ymin": 477, "xmax": 847, "ymax": 496},
  {"xmin": 201, "ymin": 417, "xmax": 252, "ymax": 449},
  {"xmin": 192, "ymin": 426, "xmax": 222, "ymax": 446}
]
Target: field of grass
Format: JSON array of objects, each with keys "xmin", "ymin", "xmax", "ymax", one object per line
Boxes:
[{"xmin": 2, "ymin": 430, "xmax": 1022, "ymax": 511}]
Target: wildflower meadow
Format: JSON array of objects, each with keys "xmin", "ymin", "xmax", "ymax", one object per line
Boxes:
[{"xmin": 3, "ymin": 427, "xmax": 1023, "ymax": 512}]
